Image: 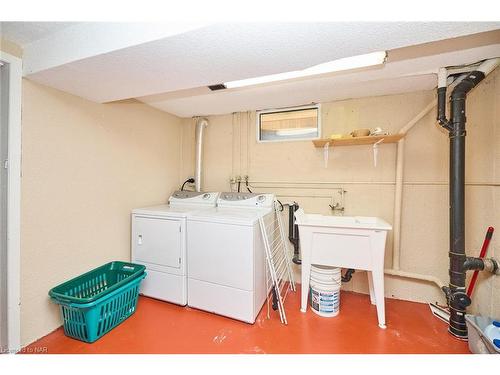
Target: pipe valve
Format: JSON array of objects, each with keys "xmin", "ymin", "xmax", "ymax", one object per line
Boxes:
[
  {"xmin": 451, "ymin": 292, "xmax": 472, "ymax": 310},
  {"xmin": 443, "ymin": 286, "xmax": 471, "ymax": 310},
  {"xmin": 463, "ymin": 257, "xmax": 499, "ymax": 275}
]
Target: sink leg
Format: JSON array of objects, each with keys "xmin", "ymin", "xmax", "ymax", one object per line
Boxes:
[
  {"xmin": 372, "ymin": 268, "xmax": 386, "ymax": 329},
  {"xmin": 367, "ymin": 271, "xmax": 376, "ymax": 305},
  {"xmin": 301, "ymin": 262, "xmax": 311, "ymax": 313}
]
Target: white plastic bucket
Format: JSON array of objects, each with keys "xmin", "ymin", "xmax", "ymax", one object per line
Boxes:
[
  {"xmin": 311, "ymin": 265, "xmax": 341, "ymax": 282},
  {"xmin": 309, "ymin": 265, "xmax": 341, "ymax": 317}
]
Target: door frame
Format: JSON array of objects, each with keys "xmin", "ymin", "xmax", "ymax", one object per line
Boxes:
[{"xmin": 0, "ymin": 50, "xmax": 22, "ymax": 353}]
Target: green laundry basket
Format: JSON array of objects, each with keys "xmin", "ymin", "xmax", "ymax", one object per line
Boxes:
[{"xmin": 49, "ymin": 261, "xmax": 146, "ymax": 343}]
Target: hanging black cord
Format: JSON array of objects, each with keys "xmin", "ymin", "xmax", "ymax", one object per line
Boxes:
[
  {"xmin": 276, "ymin": 199, "xmax": 284, "ymax": 212},
  {"xmin": 237, "ymin": 180, "xmax": 241, "ymax": 193},
  {"xmin": 181, "ymin": 178, "xmax": 195, "ymax": 191},
  {"xmin": 246, "ymin": 179, "xmax": 252, "ymax": 193}
]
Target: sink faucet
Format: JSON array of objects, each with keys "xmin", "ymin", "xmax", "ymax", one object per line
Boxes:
[
  {"xmin": 329, "ymin": 189, "xmax": 346, "ymax": 214},
  {"xmin": 329, "ymin": 202, "xmax": 345, "ymax": 213}
]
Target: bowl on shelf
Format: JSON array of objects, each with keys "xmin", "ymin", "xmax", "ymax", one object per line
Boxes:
[
  {"xmin": 370, "ymin": 127, "xmax": 390, "ymax": 136},
  {"xmin": 350, "ymin": 128, "xmax": 371, "ymax": 137}
]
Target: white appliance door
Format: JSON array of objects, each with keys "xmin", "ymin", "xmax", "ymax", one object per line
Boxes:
[
  {"xmin": 188, "ymin": 278, "xmax": 255, "ymax": 323},
  {"xmin": 140, "ymin": 269, "xmax": 186, "ymax": 305},
  {"xmin": 133, "ymin": 216, "xmax": 182, "ymax": 269},
  {"xmin": 188, "ymin": 220, "xmax": 253, "ymax": 290}
]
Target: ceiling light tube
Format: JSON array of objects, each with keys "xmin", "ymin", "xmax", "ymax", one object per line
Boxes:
[{"xmin": 225, "ymin": 51, "xmax": 387, "ymax": 89}]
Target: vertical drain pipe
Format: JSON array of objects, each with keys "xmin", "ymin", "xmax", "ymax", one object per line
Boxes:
[
  {"xmin": 194, "ymin": 118, "xmax": 208, "ymax": 192},
  {"xmin": 392, "ymin": 100, "xmax": 437, "ymax": 271},
  {"xmin": 437, "ymin": 58, "xmax": 499, "ymax": 339}
]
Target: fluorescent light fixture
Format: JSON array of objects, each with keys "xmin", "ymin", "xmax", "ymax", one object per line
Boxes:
[{"xmin": 225, "ymin": 51, "xmax": 387, "ymax": 89}]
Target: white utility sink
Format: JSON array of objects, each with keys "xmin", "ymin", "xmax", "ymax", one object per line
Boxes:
[
  {"xmin": 295, "ymin": 209, "xmax": 392, "ymax": 328},
  {"xmin": 295, "ymin": 213, "xmax": 392, "ymax": 231}
]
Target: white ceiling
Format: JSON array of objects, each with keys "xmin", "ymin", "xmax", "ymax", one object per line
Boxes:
[
  {"xmin": 140, "ymin": 43, "xmax": 500, "ymax": 117},
  {"xmin": 0, "ymin": 22, "xmax": 77, "ymax": 45},
  {"xmin": 2, "ymin": 22, "xmax": 500, "ymax": 117}
]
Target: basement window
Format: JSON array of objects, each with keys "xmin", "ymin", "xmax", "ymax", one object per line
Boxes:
[{"xmin": 257, "ymin": 105, "xmax": 320, "ymax": 142}]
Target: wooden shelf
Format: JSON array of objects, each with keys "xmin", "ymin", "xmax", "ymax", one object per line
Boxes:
[{"xmin": 312, "ymin": 134, "xmax": 404, "ymax": 148}]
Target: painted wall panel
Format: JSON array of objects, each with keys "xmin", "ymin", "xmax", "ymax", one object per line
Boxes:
[{"xmin": 20, "ymin": 80, "xmax": 183, "ymax": 346}]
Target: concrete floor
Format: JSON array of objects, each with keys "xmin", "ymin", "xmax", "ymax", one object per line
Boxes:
[{"xmin": 26, "ymin": 287, "xmax": 469, "ymax": 354}]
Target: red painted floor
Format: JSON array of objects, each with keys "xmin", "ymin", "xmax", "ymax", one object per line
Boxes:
[{"xmin": 26, "ymin": 288, "xmax": 469, "ymax": 354}]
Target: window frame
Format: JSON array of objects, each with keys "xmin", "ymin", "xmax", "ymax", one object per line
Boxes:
[{"xmin": 256, "ymin": 104, "xmax": 321, "ymax": 143}]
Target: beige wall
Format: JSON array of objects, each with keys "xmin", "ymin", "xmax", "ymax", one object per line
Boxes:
[
  {"xmin": 6, "ymin": 28, "xmax": 498, "ymax": 343},
  {"xmin": 181, "ymin": 67, "xmax": 500, "ymax": 317},
  {"xmin": 20, "ymin": 80, "xmax": 183, "ymax": 345},
  {"xmin": 0, "ymin": 37, "xmax": 23, "ymax": 58}
]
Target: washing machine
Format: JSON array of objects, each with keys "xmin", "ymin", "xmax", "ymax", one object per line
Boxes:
[
  {"xmin": 187, "ymin": 192, "xmax": 275, "ymax": 323},
  {"xmin": 131, "ymin": 191, "xmax": 219, "ymax": 305}
]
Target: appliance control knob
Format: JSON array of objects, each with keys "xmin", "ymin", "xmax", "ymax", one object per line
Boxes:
[
  {"xmin": 257, "ymin": 195, "xmax": 266, "ymax": 202},
  {"xmin": 202, "ymin": 193, "xmax": 210, "ymax": 199}
]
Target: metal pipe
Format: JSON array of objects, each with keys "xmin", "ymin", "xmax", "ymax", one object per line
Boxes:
[
  {"xmin": 392, "ymin": 99, "xmax": 437, "ymax": 271},
  {"xmin": 392, "ymin": 139, "xmax": 404, "ymax": 271},
  {"xmin": 341, "ymin": 269, "xmax": 356, "ymax": 283},
  {"xmin": 463, "ymin": 257, "xmax": 486, "ymax": 271},
  {"xmin": 438, "ymin": 57, "xmax": 499, "ymax": 339},
  {"xmin": 384, "ymin": 269, "xmax": 447, "ymax": 289},
  {"xmin": 484, "ymin": 258, "xmax": 500, "ymax": 275},
  {"xmin": 243, "ymin": 180, "xmax": 500, "ymax": 186},
  {"xmin": 437, "ymin": 68, "xmax": 451, "ymax": 129},
  {"xmin": 194, "ymin": 117, "xmax": 208, "ymax": 192},
  {"xmin": 448, "ymin": 69, "xmax": 485, "ymax": 338},
  {"xmin": 463, "ymin": 257, "xmax": 499, "ymax": 275},
  {"xmin": 477, "ymin": 58, "xmax": 500, "ymax": 75},
  {"xmin": 274, "ymin": 194, "xmax": 335, "ymax": 199},
  {"xmin": 398, "ymin": 100, "xmax": 437, "ymax": 135}
]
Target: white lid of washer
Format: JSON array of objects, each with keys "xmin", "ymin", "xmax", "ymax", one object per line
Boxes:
[
  {"xmin": 132, "ymin": 204, "xmax": 215, "ymax": 218},
  {"xmin": 188, "ymin": 207, "xmax": 272, "ymax": 225}
]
